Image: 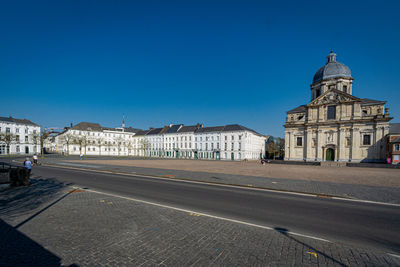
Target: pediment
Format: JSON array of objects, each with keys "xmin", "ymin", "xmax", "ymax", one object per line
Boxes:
[{"xmin": 308, "ymin": 89, "xmax": 359, "ymax": 107}]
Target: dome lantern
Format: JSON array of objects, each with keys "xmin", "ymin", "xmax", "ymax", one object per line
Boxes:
[{"xmin": 312, "ymin": 52, "xmax": 352, "ymax": 84}]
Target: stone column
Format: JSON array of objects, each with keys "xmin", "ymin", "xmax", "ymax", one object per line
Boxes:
[
  {"xmin": 351, "ymin": 127, "xmax": 360, "ymax": 162},
  {"xmin": 373, "ymin": 125, "xmax": 380, "ymax": 161},
  {"xmin": 316, "ymin": 129, "xmax": 322, "ymax": 161},
  {"xmin": 284, "ymin": 130, "xmax": 291, "ymax": 160},
  {"xmin": 305, "ymin": 129, "xmax": 312, "ymax": 161},
  {"xmin": 338, "ymin": 127, "xmax": 346, "ymax": 161}
]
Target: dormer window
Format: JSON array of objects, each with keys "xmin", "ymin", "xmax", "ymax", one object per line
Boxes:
[
  {"xmin": 343, "ymin": 85, "xmax": 348, "ymax": 93},
  {"xmin": 316, "ymin": 89, "xmax": 321, "ymax": 97}
]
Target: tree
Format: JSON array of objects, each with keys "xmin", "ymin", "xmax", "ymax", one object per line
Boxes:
[
  {"xmin": 0, "ymin": 132, "xmax": 16, "ymax": 155},
  {"xmin": 62, "ymin": 133, "xmax": 74, "ymax": 156},
  {"xmin": 72, "ymin": 133, "xmax": 89, "ymax": 156},
  {"xmin": 32, "ymin": 130, "xmax": 49, "ymax": 156},
  {"xmin": 32, "ymin": 133, "xmax": 40, "ymax": 154},
  {"xmin": 115, "ymin": 136, "xmax": 124, "ymax": 157},
  {"xmin": 96, "ymin": 137, "xmax": 104, "ymax": 156},
  {"xmin": 40, "ymin": 131, "xmax": 49, "ymax": 156},
  {"xmin": 275, "ymin": 138, "xmax": 285, "ymax": 158},
  {"xmin": 266, "ymin": 141, "xmax": 277, "ymax": 159},
  {"xmin": 266, "ymin": 137, "xmax": 285, "ymax": 159},
  {"xmin": 81, "ymin": 132, "xmax": 89, "ymax": 156},
  {"xmin": 139, "ymin": 138, "xmax": 150, "ymax": 157},
  {"xmin": 104, "ymin": 140, "xmax": 113, "ymax": 156},
  {"xmin": 126, "ymin": 140, "xmax": 135, "ymax": 156}
]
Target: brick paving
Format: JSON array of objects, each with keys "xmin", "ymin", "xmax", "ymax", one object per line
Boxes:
[
  {"xmin": 1, "ymin": 178, "xmax": 399, "ymax": 266},
  {"xmin": 40, "ymin": 156, "xmax": 400, "ymax": 204}
]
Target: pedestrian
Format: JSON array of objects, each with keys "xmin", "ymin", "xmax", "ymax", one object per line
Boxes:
[
  {"xmin": 24, "ymin": 157, "xmax": 32, "ymax": 178},
  {"xmin": 33, "ymin": 154, "xmax": 38, "ymax": 165},
  {"xmin": 80, "ymin": 152, "xmax": 83, "ymax": 160},
  {"xmin": 387, "ymin": 157, "xmax": 391, "ymax": 164}
]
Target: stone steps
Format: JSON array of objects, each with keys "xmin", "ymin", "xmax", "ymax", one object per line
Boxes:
[{"xmin": 320, "ymin": 161, "xmax": 347, "ymax": 167}]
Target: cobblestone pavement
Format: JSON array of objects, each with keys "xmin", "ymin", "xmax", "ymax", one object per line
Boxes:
[
  {"xmin": 38, "ymin": 156, "xmax": 400, "ymax": 204},
  {"xmin": 1, "ymin": 178, "xmax": 399, "ymax": 266}
]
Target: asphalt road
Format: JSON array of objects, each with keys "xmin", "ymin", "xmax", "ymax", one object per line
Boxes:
[{"xmin": 32, "ymin": 165, "xmax": 400, "ymax": 254}]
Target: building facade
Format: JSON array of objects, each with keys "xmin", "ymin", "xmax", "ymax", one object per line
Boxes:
[
  {"xmin": 53, "ymin": 122, "xmax": 266, "ymax": 160},
  {"xmin": 387, "ymin": 123, "xmax": 400, "ymax": 164},
  {"xmin": 0, "ymin": 116, "xmax": 41, "ymax": 155},
  {"xmin": 55, "ymin": 122, "xmax": 140, "ymax": 156},
  {"xmin": 284, "ymin": 52, "xmax": 392, "ymax": 162}
]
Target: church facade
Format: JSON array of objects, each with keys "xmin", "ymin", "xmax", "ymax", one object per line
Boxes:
[{"xmin": 284, "ymin": 52, "xmax": 392, "ymax": 162}]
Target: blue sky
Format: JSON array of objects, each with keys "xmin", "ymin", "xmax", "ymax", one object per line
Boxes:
[{"xmin": 1, "ymin": 0, "xmax": 399, "ymax": 137}]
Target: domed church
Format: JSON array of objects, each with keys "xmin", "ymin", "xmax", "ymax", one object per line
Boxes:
[{"xmin": 284, "ymin": 52, "xmax": 392, "ymax": 162}]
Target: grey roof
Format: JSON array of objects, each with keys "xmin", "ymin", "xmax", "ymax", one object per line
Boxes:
[
  {"xmin": 194, "ymin": 124, "xmax": 263, "ymax": 137},
  {"xmin": 178, "ymin": 125, "xmax": 199, "ymax": 133},
  {"xmin": 313, "ymin": 52, "xmax": 352, "ymax": 84},
  {"xmin": 146, "ymin": 126, "xmax": 169, "ymax": 135},
  {"xmin": 71, "ymin": 122, "xmax": 103, "ymax": 131},
  {"xmin": 392, "ymin": 137, "xmax": 400, "ymax": 143},
  {"xmin": 124, "ymin": 127, "xmax": 142, "ymax": 133},
  {"xmin": 195, "ymin": 126, "xmax": 225, "ymax": 133},
  {"xmin": 134, "ymin": 129, "xmax": 150, "ymax": 136},
  {"xmin": 389, "ymin": 123, "xmax": 400, "ymax": 134},
  {"xmin": 287, "ymin": 105, "xmax": 307, "ymax": 114},
  {"xmin": 223, "ymin": 124, "xmax": 263, "ymax": 137},
  {"xmin": 360, "ymin": 98, "xmax": 386, "ymax": 106},
  {"xmin": 165, "ymin": 124, "xmax": 183, "ymax": 134},
  {"xmin": 0, "ymin": 116, "xmax": 39, "ymax": 126},
  {"xmin": 71, "ymin": 122, "xmax": 141, "ymax": 133},
  {"xmin": 146, "ymin": 127, "xmax": 164, "ymax": 135}
]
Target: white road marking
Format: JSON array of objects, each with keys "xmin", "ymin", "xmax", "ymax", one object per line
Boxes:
[
  {"xmin": 42, "ymin": 163, "xmax": 400, "ymax": 207},
  {"xmin": 387, "ymin": 253, "xmax": 400, "ymax": 259},
  {"xmin": 79, "ymin": 187, "xmax": 331, "ymax": 243},
  {"xmin": 331, "ymin": 197, "xmax": 400, "ymax": 207}
]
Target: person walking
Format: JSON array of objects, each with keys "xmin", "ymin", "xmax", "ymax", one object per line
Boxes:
[
  {"xmin": 24, "ymin": 157, "xmax": 32, "ymax": 178},
  {"xmin": 80, "ymin": 152, "xmax": 83, "ymax": 160},
  {"xmin": 33, "ymin": 154, "xmax": 38, "ymax": 165}
]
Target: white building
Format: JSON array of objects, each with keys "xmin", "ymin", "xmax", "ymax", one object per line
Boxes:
[
  {"xmin": 155, "ymin": 123, "xmax": 265, "ymax": 160},
  {"xmin": 52, "ymin": 121, "xmax": 266, "ymax": 160},
  {"xmin": 55, "ymin": 122, "xmax": 140, "ymax": 156},
  {"xmin": 0, "ymin": 116, "xmax": 41, "ymax": 155}
]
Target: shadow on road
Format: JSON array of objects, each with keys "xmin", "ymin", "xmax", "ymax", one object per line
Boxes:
[
  {"xmin": 0, "ymin": 176, "xmax": 71, "ymax": 221},
  {"xmin": 0, "ymin": 218, "xmax": 80, "ymax": 266},
  {"xmin": 274, "ymin": 227, "xmax": 348, "ymax": 267},
  {"xmin": 0, "ymin": 218, "xmax": 62, "ymax": 266}
]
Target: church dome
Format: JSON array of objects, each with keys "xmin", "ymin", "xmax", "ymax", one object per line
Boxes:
[{"xmin": 312, "ymin": 52, "xmax": 351, "ymax": 84}]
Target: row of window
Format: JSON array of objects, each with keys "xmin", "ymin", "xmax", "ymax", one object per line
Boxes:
[
  {"xmin": 296, "ymin": 134, "xmax": 372, "ymax": 147},
  {"xmin": 0, "ymin": 127, "xmax": 37, "ymax": 134}
]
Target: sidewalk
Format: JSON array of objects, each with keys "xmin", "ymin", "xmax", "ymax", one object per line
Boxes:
[
  {"xmin": 40, "ymin": 157, "xmax": 400, "ymax": 204},
  {"xmin": 1, "ymin": 177, "xmax": 399, "ymax": 266}
]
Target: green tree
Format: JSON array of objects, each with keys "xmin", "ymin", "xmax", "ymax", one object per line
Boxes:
[{"xmin": 0, "ymin": 132, "xmax": 16, "ymax": 155}]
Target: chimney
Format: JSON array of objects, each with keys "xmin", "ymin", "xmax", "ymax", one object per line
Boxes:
[
  {"xmin": 196, "ymin": 123, "xmax": 203, "ymax": 128},
  {"xmin": 70, "ymin": 122, "xmax": 73, "ymax": 128},
  {"xmin": 9, "ymin": 116, "xmax": 12, "ymax": 119}
]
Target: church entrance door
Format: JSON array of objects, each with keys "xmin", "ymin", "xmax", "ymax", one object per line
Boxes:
[{"xmin": 326, "ymin": 148, "xmax": 335, "ymax": 161}]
